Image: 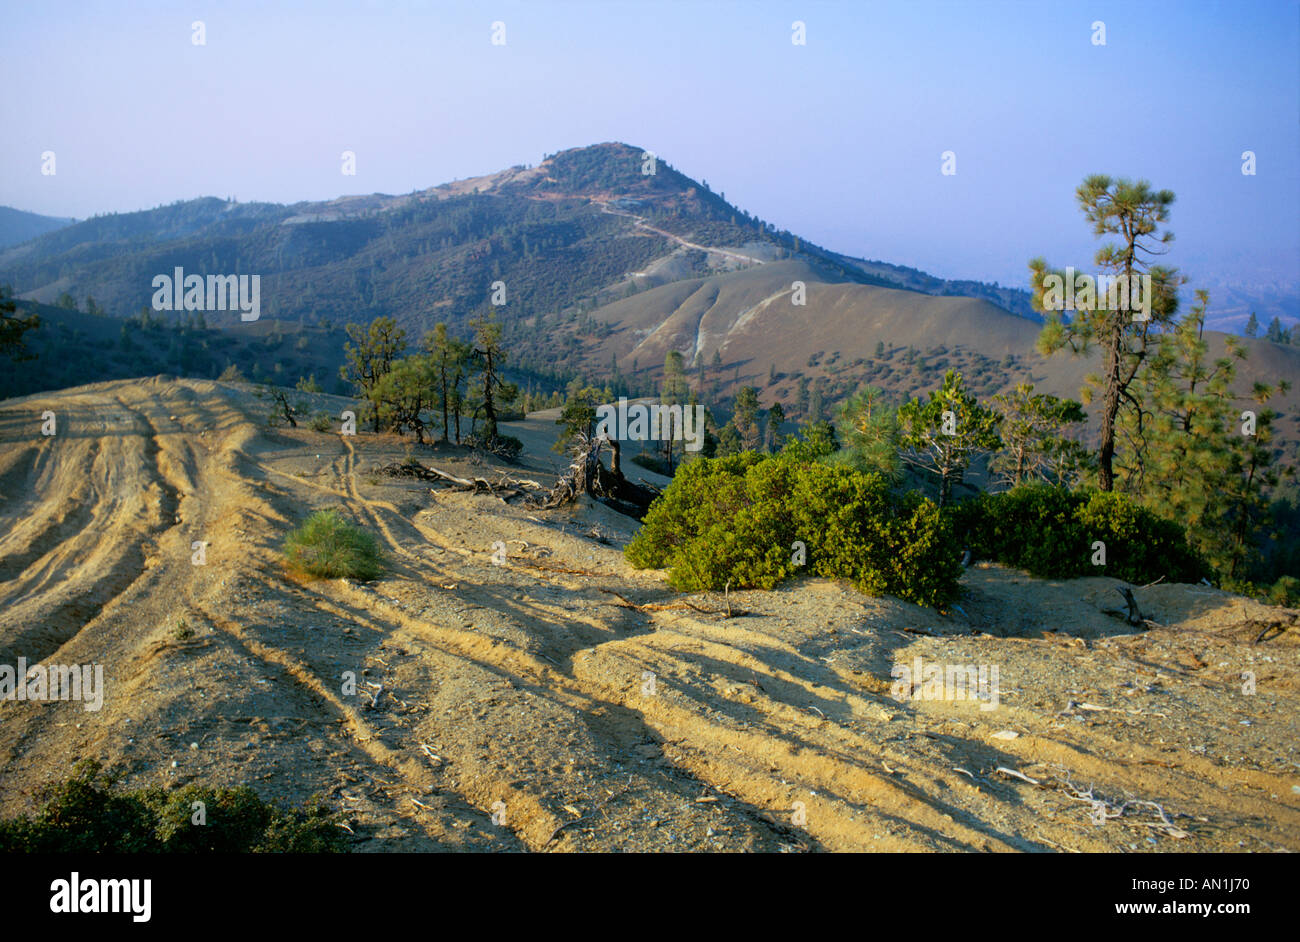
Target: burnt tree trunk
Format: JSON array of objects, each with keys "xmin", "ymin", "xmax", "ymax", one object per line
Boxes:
[{"xmin": 534, "ymin": 435, "xmax": 658, "ymax": 519}]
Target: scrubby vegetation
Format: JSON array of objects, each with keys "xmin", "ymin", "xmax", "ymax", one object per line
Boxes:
[
  {"xmin": 0, "ymin": 298, "xmax": 346, "ymax": 400},
  {"xmin": 949, "ymin": 486, "xmax": 1206, "ymax": 584},
  {"xmin": 625, "ymin": 450, "xmax": 963, "ymax": 608},
  {"xmin": 0, "ymin": 759, "xmax": 346, "ymax": 852},
  {"xmin": 282, "ymin": 509, "xmax": 384, "ymax": 581}
]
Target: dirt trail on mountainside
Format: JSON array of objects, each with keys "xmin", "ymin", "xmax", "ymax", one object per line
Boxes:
[{"xmin": 1, "ymin": 377, "xmax": 1297, "ymax": 852}]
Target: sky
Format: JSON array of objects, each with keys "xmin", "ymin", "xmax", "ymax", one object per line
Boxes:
[{"xmin": 2, "ymin": 0, "xmax": 1297, "ymax": 294}]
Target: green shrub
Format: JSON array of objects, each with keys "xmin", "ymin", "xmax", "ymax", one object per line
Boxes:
[
  {"xmin": 793, "ymin": 463, "xmax": 961, "ymax": 606},
  {"xmin": 949, "ymin": 486, "xmax": 1205, "ymax": 584},
  {"xmin": 625, "ymin": 453, "xmax": 961, "ymax": 607},
  {"xmin": 1223, "ymin": 575, "xmax": 1300, "ymax": 608},
  {"xmin": 1075, "ymin": 492, "xmax": 1204, "ymax": 585},
  {"xmin": 0, "ymin": 760, "xmax": 346, "ymax": 853},
  {"xmin": 283, "ymin": 509, "xmax": 384, "ymax": 580},
  {"xmin": 1268, "ymin": 575, "xmax": 1300, "ymax": 607},
  {"xmin": 309, "ymin": 413, "xmax": 333, "ymax": 432},
  {"xmin": 949, "ymin": 487, "xmax": 1087, "ymax": 577}
]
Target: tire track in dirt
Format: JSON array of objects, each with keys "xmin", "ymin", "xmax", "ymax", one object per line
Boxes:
[
  {"xmin": 314, "ymin": 466, "xmax": 996, "ymax": 849},
  {"xmin": 275, "ymin": 585, "xmax": 607, "ymax": 850},
  {"xmin": 308, "ymin": 454, "xmax": 806, "ymax": 848},
  {"xmin": 323, "ymin": 447, "xmax": 966, "ymax": 848},
  {"xmin": 8, "ymin": 377, "xmax": 1294, "ymax": 853},
  {"xmin": 0, "ymin": 393, "xmax": 186, "ymax": 665},
  {"xmin": 565, "ymin": 645, "xmax": 1018, "ymax": 851},
  {"xmin": 0, "ymin": 439, "xmax": 99, "ymax": 582}
]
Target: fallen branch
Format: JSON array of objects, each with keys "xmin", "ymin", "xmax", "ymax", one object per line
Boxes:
[
  {"xmin": 995, "ymin": 767, "xmax": 1041, "ymax": 786},
  {"xmin": 1043, "ymin": 765, "xmax": 1191, "ymax": 838},
  {"xmin": 1253, "ymin": 620, "xmax": 1291, "ymax": 644},
  {"xmin": 599, "ymin": 588, "xmax": 721, "ymax": 615},
  {"xmin": 376, "ymin": 461, "xmax": 539, "ymax": 502},
  {"xmin": 899, "ymin": 625, "xmax": 937, "ymax": 637},
  {"xmin": 507, "ymin": 558, "xmax": 602, "ymax": 577}
]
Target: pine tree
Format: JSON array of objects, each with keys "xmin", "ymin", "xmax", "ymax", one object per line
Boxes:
[
  {"xmin": 340, "ymin": 316, "xmax": 407, "ymax": 432},
  {"xmin": 897, "ymin": 370, "xmax": 1001, "ymax": 507},
  {"xmin": 373, "ymin": 355, "xmax": 437, "ymax": 443},
  {"xmin": 1221, "ymin": 385, "xmax": 1290, "ymax": 579},
  {"xmin": 468, "ymin": 315, "xmax": 517, "ymax": 443},
  {"xmin": 1033, "ymin": 176, "xmax": 1183, "ymax": 491},
  {"xmin": 1244, "ymin": 312, "xmax": 1259, "ymax": 337},
  {"xmin": 808, "ymin": 379, "xmax": 825, "ymax": 424},
  {"xmin": 554, "ymin": 386, "xmax": 602, "ymax": 453},
  {"xmin": 0, "ymin": 284, "xmax": 40, "ymax": 361},
  {"xmin": 659, "ymin": 351, "xmax": 691, "ymax": 471},
  {"xmin": 716, "ymin": 422, "xmax": 743, "ymax": 457},
  {"xmin": 766, "ymin": 402, "xmax": 785, "ymax": 452},
  {"xmin": 422, "ymin": 324, "xmax": 470, "ymax": 443},
  {"xmin": 732, "ymin": 386, "xmax": 762, "ymax": 451},
  {"xmin": 990, "ymin": 383, "xmax": 1089, "ymax": 488},
  {"xmin": 835, "ymin": 385, "xmax": 901, "ymax": 481},
  {"xmin": 1123, "ymin": 290, "xmax": 1289, "ymax": 577}
]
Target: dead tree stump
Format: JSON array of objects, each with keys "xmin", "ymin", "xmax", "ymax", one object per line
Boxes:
[{"xmin": 533, "ymin": 434, "xmax": 658, "ymax": 519}]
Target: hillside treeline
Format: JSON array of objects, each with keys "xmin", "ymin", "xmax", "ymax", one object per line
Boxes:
[{"xmin": 621, "ymin": 176, "xmax": 1299, "ymax": 607}]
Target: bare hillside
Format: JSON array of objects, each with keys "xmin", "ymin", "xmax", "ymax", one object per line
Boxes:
[
  {"xmin": 1, "ymin": 378, "xmax": 1297, "ymax": 852},
  {"xmin": 583, "ymin": 262, "xmax": 1300, "ymax": 458}
]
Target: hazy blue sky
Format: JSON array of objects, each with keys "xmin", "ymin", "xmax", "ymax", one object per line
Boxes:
[{"xmin": 3, "ymin": 0, "xmax": 1297, "ymax": 292}]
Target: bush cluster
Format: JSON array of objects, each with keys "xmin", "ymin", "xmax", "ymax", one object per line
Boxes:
[
  {"xmin": 0, "ymin": 760, "xmax": 346, "ymax": 853},
  {"xmin": 948, "ymin": 486, "xmax": 1205, "ymax": 584},
  {"xmin": 624, "ymin": 453, "xmax": 963, "ymax": 608}
]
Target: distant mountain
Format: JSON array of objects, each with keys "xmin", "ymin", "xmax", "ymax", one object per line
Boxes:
[
  {"xmin": 1193, "ymin": 281, "xmax": 1300, "ymax": 336},
  {"xmin": 2, "ymin": 142, "xmax": 1296, "ymax": 466},
  {"xmin": 0, "ymin": 206, "xmax": 75, "ymax": 250},
  {"xmin": 0, "ymin": 142, "xmax": 1025, "ymax": 330}
]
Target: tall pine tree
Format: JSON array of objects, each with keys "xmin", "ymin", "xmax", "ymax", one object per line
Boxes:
[{"xmin": 1032, "ymin": 176, "xmax": 1183, "ymax": 491}]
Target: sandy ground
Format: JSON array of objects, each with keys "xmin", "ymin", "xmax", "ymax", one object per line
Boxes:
[{"xmin": 1, "ymin": 376, "xmax": 1297, "ymax": 852}]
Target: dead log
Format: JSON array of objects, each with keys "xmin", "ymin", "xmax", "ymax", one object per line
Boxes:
[
  {"xmin": 531, "ymin": 434, "xmax": 659, "ymax": 519},
  {"xmin": 374, "ymin": 461, "xmax": 539, "ymax": 502}
]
